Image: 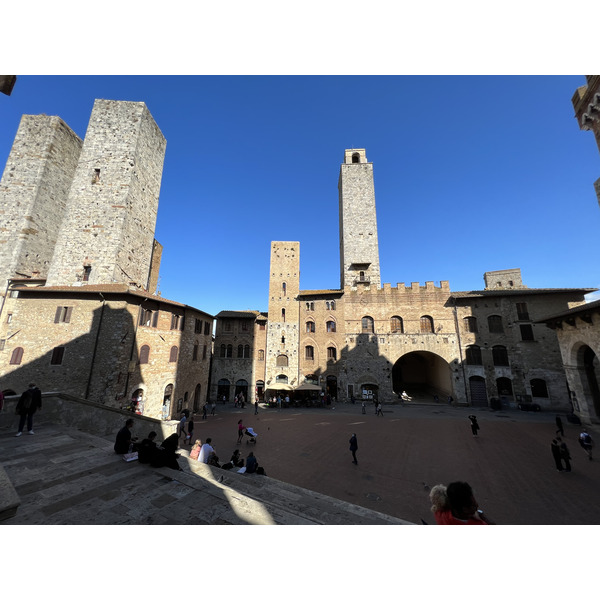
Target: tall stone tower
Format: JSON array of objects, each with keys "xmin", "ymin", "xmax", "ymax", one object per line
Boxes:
[
  {"xmin": 46, "ymin": 99, "xmax": 166, "ymax": 289},
  {"xmin": 0, "ymin": 115, "xmax": 82, "ymax": 296},
  {"xmin": 338, "ymin": 148, "xmax": 381, "ymax": 290},
  {"xmin": 265, "ymin": 242, "xmax": 300, "ymax": 389},
  {"xmin": 572, "ymin": 76, "xmax": 600, "ymax": 207}
]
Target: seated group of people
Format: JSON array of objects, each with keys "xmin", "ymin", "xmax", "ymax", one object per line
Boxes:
[
  {"xmin": 114, "ymin": 419, "xmax": 182, "ymax": 471},
  {"xmin": 189, "ymin": 438, "xmax": 264, "ymax": 474}
]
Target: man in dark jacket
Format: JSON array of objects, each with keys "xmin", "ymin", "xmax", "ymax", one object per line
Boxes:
[
  {"xmin": 114, "ymin": 418, "xmax": 136, "ymax": 454},
  {"xmin": 15, "ymin": 383, "xmax": 42, "ymax": 437}
]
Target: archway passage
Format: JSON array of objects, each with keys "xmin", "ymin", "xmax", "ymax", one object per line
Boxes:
[
  {"xmin": 217, "ymin": 379, "xmax": 230, "ymax": 402},
  {"xmin": 392, "ymin": 351, "xmax": 452, "ymax": 400},
  {"xmin": 578, "ymin": 345, "xmax": 600, "ymax": 419}
]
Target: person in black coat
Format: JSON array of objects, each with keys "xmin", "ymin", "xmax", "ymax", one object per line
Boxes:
[
  {"xmin": 138, "ymin": 431, "xmax": 159, "ymax": 464},
  {"xmin": 558, "ymin": 437, "xmax": 572, "ymax": 472},
  {"xmin": 555, "ymin": 415, "xmax": 565, "ymax": 437},
  {"xmin": 551, "ymin": 438, "xmax": 564, "ymax": 471},
  {"xmin": 349, "ymin": 433, "xmax": 358, "ymax": 464},
  {"xmin": 468, "ymin": 415, "xmax": 480, "ymax": 436},
  {"xmin": 15, "ymin": 383, "xmax": 42, "ymax": 436},
  {"xmin": 114, "ymin": 418, "xmax": 137, "ymax": 454},
  {"xmin": 151, "ymin": 433, "xmax": 182, "ymax": 471}
]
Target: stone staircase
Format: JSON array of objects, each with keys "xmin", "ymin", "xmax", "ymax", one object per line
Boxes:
[{"xmin": 0, "ymin": 420, "xmax": 413, "ymax": 525}]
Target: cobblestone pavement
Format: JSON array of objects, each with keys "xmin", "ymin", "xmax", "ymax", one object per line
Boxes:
[{"xmin": 190, "ymin": 401, "xmax": 600, "ymax": 524}]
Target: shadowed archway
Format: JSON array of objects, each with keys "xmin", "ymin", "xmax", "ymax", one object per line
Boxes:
[{"xmin": 392, "ymin": 351, "xmax": 452, "ymax": 400}]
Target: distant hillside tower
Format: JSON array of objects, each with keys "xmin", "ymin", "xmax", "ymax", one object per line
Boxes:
[
  {"xmin": 338, "ymin": 149, "xmax": 381, "ymax": 290},
  {"xmin": 265, "ymin": 242, "xmax": 301, "ymax": 389},
  {"xmin": 0, "ymin": 115, "xmax": 82, "ymax": 296},
  {"xmin": 46, "ymin": 99, "xmax": 166, "ymax": 289}
]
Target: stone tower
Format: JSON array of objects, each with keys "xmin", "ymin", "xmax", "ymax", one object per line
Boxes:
[
  {"xmin": 338, "ymin": 148, "xmax": 381, "ymax": 290},
  {"xmin": 0, "ymin": 115, "xmax": 82, "ymax": 296},
  {"xmin": 572, "ymin": 76, "xmax": 600, "ymax": 207},
  {"xmin": 46, "ymin": 99, "xmax": 166, "ymax": 289},
  {"xmin": 265, "ymin": 242, "xmax": 300, "ymax": 389}
]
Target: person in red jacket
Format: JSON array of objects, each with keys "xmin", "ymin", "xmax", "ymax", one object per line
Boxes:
[{"xmin": 430, "ymin": 481, "xmax": 493, "ymax": 525}]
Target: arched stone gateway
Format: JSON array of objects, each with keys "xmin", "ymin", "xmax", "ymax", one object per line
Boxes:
[
  {"xmin": 392, "ymin": 351, "xmax": 453, "ymax": 401},
  {"xmin": 574, "ymin": 344, "xmax": 600, "ymax": 420}
]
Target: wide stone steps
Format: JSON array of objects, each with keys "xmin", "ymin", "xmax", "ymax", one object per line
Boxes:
[{"xmin": 1, "ymin": 420, "xmax": 412, "ymax": 525}]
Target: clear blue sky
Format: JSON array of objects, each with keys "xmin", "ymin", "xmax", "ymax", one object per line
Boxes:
[{"xmin": 1, "ymin": 76, "xmax": 599, "ymax": 316}]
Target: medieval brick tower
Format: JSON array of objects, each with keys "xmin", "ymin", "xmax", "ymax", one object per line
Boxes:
[
  {"xmin": 0, "ymin": 115, "xmax": 83, "ymax": 298},
  {"xmin": 338, "ymin": 148, "xmax": 381, "ymax": 290},
  {"xmin": 265, "ymin": 241, "xmax": 300, "ymax": 389},
  {"xmin": 46, "ymin": 99, "xmax": 166, "ymax": 289}
]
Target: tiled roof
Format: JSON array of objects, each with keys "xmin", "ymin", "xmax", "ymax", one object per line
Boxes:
[
  {"xmin": 216, "ymin": 310, "xmax": 262, "ymax": 319},
  {"xmin": 450, "ymin": 288, "xmax": 596, "ymax": 299},
  {"xmin": 298, "ymin": 289, "xmax": 343, "ymax": 297},
  {"xmin": 14, "ymin": 283, "xmax": 215, "ymax": 317},
  {"xmin": 535, "ymin": 298, "xmax": 600, "ymax": 323}
]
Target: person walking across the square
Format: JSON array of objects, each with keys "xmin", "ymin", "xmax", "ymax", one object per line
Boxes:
[
  {"xmin": 551, "ymin": 438, "xmax": 564, "ymax": 471},
  {"xmin": 558, "ymin": 437, "xmax": 572, "ymax": 472},
  {"xmin": 555, "ymin": 415, "xmax": 565, "ymax": 437},
  {"xmin": 349, "ymin": 433, "xmax": 358, "ymax": 464},
  {"xmin": 468, "ymin": 415, "xmax": 480, "ymax": 436},
  {"xmin": 579, "ymin": 429, "xmax": 594, "ymax": 460}
]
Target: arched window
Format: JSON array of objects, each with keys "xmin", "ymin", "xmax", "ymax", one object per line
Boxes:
[
  {"xmin": 390, "ymin": 316, "xmax": 404, "ymax": 333},
  {"xmin": 9, "ymin": 347, "xmax": 23, "ymax": 365},
  {"xmin": 220, "ymin": 344, "xmax": 226, "ymax": 358},
  {"xmin": 492, "ymin": 345, "xmax": 509, "ymax": 366},
  {"xmin": 244, "ymin": 344, "xmax": 250, "ymax": 358},
  {"xmin": 331, "ymin": 300, "xmax": 336, "ymax": 310},
  {"xmin": 276, "ymin": 374, "xmax": 288, "ymax": 384},
  {"xmin": 531, "ymin": 378, "xmax": 549, "ymax": 398},
  {"xmin": 488, "ymin": 315, "xmax": 504, "ymax": 334},
  {"xmin": 226, "ymin": 344, "xmax": 233, "ymax": 358},
  {"xmin": 276, "ymin": 354, "xmax": 288, "ymax": 367},
  {"xmin": 420, "ymin": 315, "xmax": 434, "ymax": 333},
  {"xmin": 327, "ymin": 346, "xmax": 337, "ymax": 360},
  {"xmin": 352, "ymin": 152, "xmax": 360, "ymax": 163},
  {"xmin": 237, "ymin": 344, "xmax": 244, "ymax": 358},
  {"xmin": 496, "ymin": 377, "xmax": 513, "ymax": 398},
  {"xmin": 139, "ymin": 344, "xmax": 150, "ymax": 365},
  {"xmin": 169, "ymin": 346, "xmax": 179, "ymax": 363},
  {"xmin": 326, "ymin": 320, "xmax": 336, "ymax": 333},
  {"xmin": 466, "ymin": 345, "xmax": 483, "ymax": 365},
  {"xmin": 306, "ymin": 320, "xmax": 315, "ymax": 333},
  {"xmin": 362, "ymin": 316, "xmax": 374, "ymax": 333},
  {"xmin": 282, "ymin": 308, "xmax": 286, "ymax": 322},
  {"xmin": 305, "ymin": 345, "xmax": 314, "ymax": 360},
  {"xmin": 463, "ymin": 316, "xmax": 478, "ymax": 333}
]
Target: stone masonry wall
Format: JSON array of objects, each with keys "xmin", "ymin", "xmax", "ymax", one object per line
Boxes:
[
  {"xmin": 265, "ymin": 242, "xmax": 300, "ymax": 389},
  {"xmin": 46, "ymin": 100, "xmax": 166, "ymax": 288},
  {"xmin": 338, "ymin": 150, "xmax": 381, "ymax": 290},
  {"xmin": 0, "ymin": 115, "xmax": 82, "ymax": 294}
]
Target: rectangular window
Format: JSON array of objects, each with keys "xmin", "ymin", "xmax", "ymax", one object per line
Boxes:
[
  {"xmin": 327, "ymin": 347, "xmax": 337, "ymax": 360},
  {"xmin": 259, "ymin": 322, "xmax": 266, "ymax": 331},
  {"xmin": 241, "ymin": 320, "xmax": 248, "ymax": 331},
  {"xmin": 516, "ymin": 302, "xmax": 530, "ymax": 320},
  {"xmin": 0, "ymin": 339, "xmax": 5, "ymax": 351},
  {"xmin": 203, "ymin": 344, "xmax": 207, "ymax": 359},
  {"xmin": 195, "ymin": 319, "xmax": 202, "ymax": 334},
  {"xmin": 305, "ymin": 346, "xmax": 314, "ymax": 360},
  {"xmin": 520, "ymin": 324, "xmax": 535, "ymax": 341},
  {"xmin": 193, "ymin": 344, "xmax": 199, "ymax": 361},
  {"xmin": 224, "ymin": 320, "xmax": 232, "ymax": 332},
  {"xmin": 50, "ymin": 346, "xmax": 65, "ymax": 365},
  {"xmin": 204, "ymin": 321, "xmax": 210, "ymax": 335},
  {"xmin": 171, "ymin": 314, "xmax": 184, "ymax": 331},
  {"xmin": 6, "ymin": 313, "xmax": 12, "ymax": 324},
  {"xmin": 82, "ymin": 265, "xmax": 92, "ymax": 281},
  {"xmin": 54, "ymin": 306, "xmax": 72, "ymax": 323}
]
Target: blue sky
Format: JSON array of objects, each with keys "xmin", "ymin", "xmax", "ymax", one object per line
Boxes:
[{"xmin": 2, "ymin": 75, "xmax": 599, "ymax": 316}]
